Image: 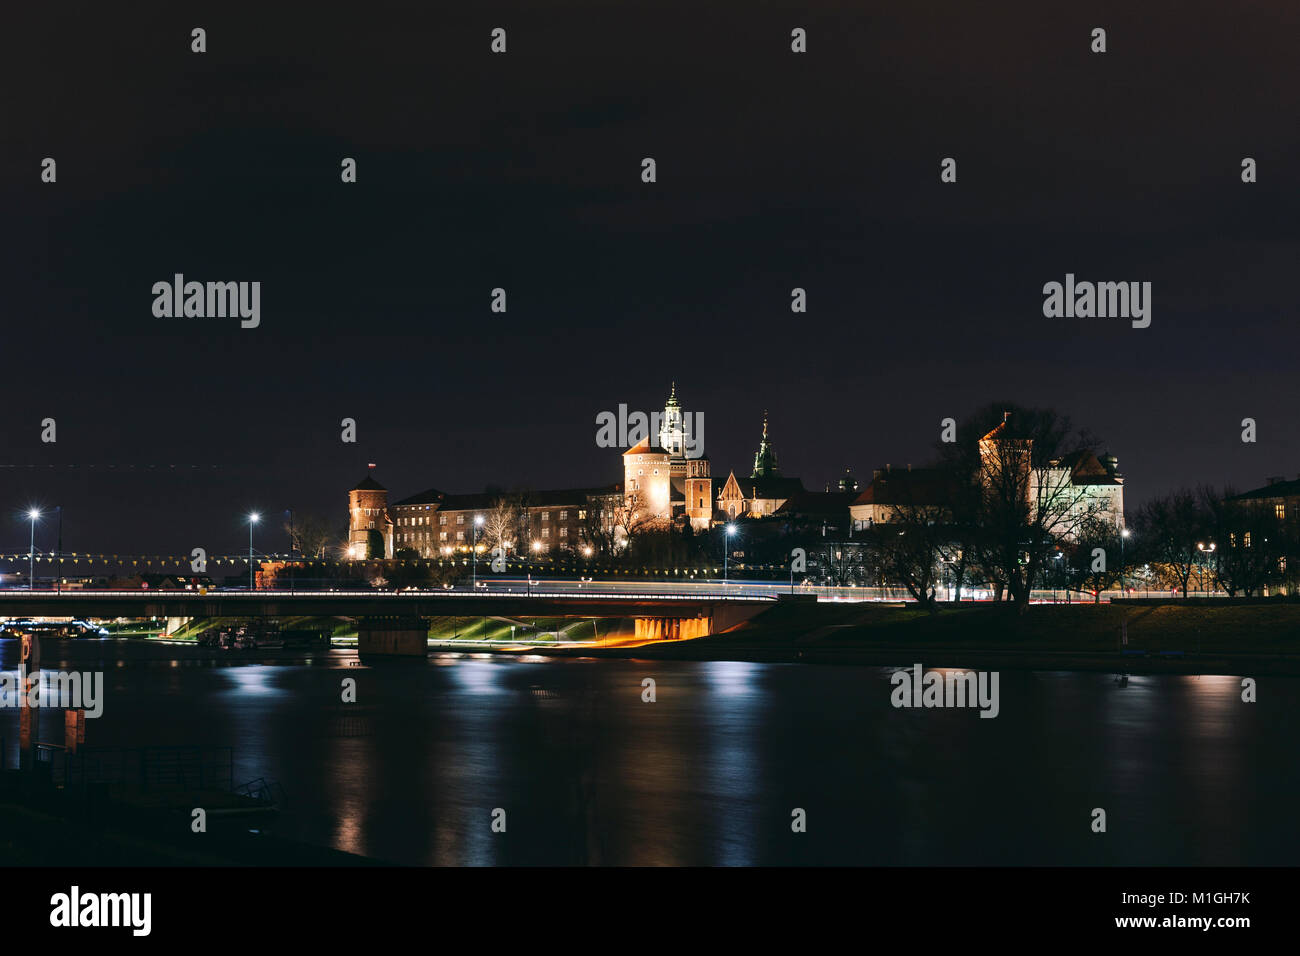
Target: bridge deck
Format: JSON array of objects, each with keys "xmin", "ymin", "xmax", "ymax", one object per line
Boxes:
[{"xmin": 0, "ymin": 589, "xmax": 781, "ymax": 619}]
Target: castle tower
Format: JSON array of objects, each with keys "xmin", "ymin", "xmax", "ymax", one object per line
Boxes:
[
  {"xmin": 685, "ymin": 455, "xmax": 713, "ymax": 530},
  {"xmin": 623, "ymin": 385, "xmax": 713, "ymax": 531},
  {"xmin": 658, "ymin": 382, "xmax": 684, "ymax": 457},
  {"xmin": 348, "ymin": 471, "xmax": 393, "ymax": 558}
]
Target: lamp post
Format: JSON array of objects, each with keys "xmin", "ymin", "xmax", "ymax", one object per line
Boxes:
[
  {"xmin": 1197, "ymin": 542, "xmax": 1215, "ymax": 596},
  {"xmin": 472, "ymin": 514, "xmax": 484, "ymax": 588},
  {"xmin": 248, "ymin": 513, "xmax": 260, "ymax": 590},
  {"xmin": 27, "ymin": 509, "xmax": 40, "ymax": 590},
  {"xmin": 283, "ymin": 508, "xmax": 296, "ymax": 594},
  {"xmin": 1120, "ymin": 527, "xmax": 1131, "ymax": 596},
  {"xmin": 724, "ymin": 523, "xmax": 736, "ymax": 583}
]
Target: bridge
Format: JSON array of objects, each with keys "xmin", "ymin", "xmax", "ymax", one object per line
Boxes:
[{"xmin": 0, "ymin": 588, "xmax": 793, "ymax": 655}]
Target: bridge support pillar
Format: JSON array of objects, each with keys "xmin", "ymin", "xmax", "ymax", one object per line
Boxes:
[
  {"xmin": 357, "ymin": 616, "xmax": 428, "ymax": 659},
  {"xmin": 634, "ymin": 615, "xmax": 712, "ymax": 641}
]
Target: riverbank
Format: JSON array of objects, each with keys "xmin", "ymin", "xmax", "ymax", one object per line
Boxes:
[{"xmin": 518, "ymin": 601, "xmax": 1300, "ymax": 674}]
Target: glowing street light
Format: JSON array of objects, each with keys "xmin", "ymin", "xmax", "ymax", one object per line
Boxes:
[
  {"xmin": 1197, "ymin": 541, "xmax": 1216, "ymax": 596},
  {"xmin": 472, "ymin": 513, "xmax": 485, "ymax": 587},
  {"xmin": 724, "ymin": 523, "xmax": 736, "ymax": 582},
  {"xmin": 248, "ymin": 512, "xmax": 260, "ymax": 590},
  {"xmin": 26, "ymin": 509, "xmax": 40, "ymax": 590},
  {"xmin": 1120, "ymin": 527, "xmax": 1131, "ymax": 594}
]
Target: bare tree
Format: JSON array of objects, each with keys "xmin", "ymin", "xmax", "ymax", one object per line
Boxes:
[
  {"xmin": 482, "ymin": 496, "xmax": 516, "ymax": 557},
  {"xmin": 877, "ymin": 503, "xmax": 950, "ymax": 612},
  {"xmin": 285, "ymin": 513, "xmax": 335, "ymax": 558},
  {"xmin": 606, "ymin": 490, "xmax": 660, "ymax": 553},
  {"xmin": 582, "ymin": 495, "xmax": 623, "ymax": 557},
  {"xmin": 938, "ymin": 404, "xmax": 1111, "ymax": 611},
  {"xmin": 1135, "ymin": 489, "xmax": 1211, "ymax": 598},
  {"xmin": 1069, "ymin": 515, "xmax": 1126, "ymax": 601},
  {"xmin": 1207, "ymin": 487, "xmax": 1286, "ymax": 596}
]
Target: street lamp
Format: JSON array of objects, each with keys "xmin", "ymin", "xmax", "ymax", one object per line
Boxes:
[
  {"xmin": 724, "ymin": 523, "xmax": 736, "ymax": 583},
  {"xmin": 471, "ymin": 514, "xmax": 484, "ymax": 588},
  {"xmin": 248, "ymin": 512, "xmax": 260, "ymax": 590},
  {"xmin": 1120, "ymin": 527, "xmax": 1131, "ymax": 595},
  {"xmin": 26, "ymin": 509, "xmax": 40, "ymax": 590},
  {"xmin": 1197, "ymin": 542, "xmax": 1215, "ymax": 596}
]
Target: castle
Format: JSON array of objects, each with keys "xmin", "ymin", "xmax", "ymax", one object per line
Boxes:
[
  {"xmin": 351, "ymin": 391, "xmax": 1131, "ymax": 559},
  {"xmin": 621, "ymin": 384, "xmax": 713, "ymax": 531},
  {"xmin": 347, "ymin": 385, "xmax": 801, "ymax": 558}
]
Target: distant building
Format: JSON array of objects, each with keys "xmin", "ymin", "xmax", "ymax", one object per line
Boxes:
[
  {"xmin": 849, "ymin": 415, "xmax": 1125, "ymax": 536},
  {"xmin": 1226, "ymin": 475, "xmax": 1300, "ymax": 522},
  {"xmin": 850, "ymin": 465, "xmax": 954, "ymax": 530},
  {"xmin": 1039, "ymin": 450, "xmax": 1126, "ymax": 535},
  {"xmin": 717, "ymin": 414, "xmax": 806, "ymax": 519},
  {"xmin": 979, "ymin": 414, "xmax": 1124, "ymax": 535},
  {"xmin": 389, "ymin": 485, "xmax": 623, "ymax": 557},
  {"xmin": 772, "ymin": 489, "xmax": 859, "ymax": 537}
]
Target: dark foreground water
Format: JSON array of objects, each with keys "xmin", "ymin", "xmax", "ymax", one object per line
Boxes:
[{"xmin": 3, "ymin": 640, "xmax": 1298, "ymax": 865}]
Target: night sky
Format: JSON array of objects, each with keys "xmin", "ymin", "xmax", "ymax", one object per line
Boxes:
[{"xmin": 3, "ymin": 1, "xmax": 1297, "ymax": 555}]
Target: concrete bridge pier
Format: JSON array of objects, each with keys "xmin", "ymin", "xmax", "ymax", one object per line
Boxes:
[
  {"xmin": 357, "ymin": 616, "xmax": 429, "ymax": 659},
  {"xmin": 634, "ymin": 615, "xmax": 712, "ymax": 641},
  {"xmin": 633, "ymin": 599, "xmax": 782, "ymax": 642}
]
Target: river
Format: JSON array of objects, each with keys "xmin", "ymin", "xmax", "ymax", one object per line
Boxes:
[{"xmin": 2, "ymin": 640, "xmax": 1296, "ymax": 865}]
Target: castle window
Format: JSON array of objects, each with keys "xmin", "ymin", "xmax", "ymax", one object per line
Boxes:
[
  {"xmin": 542, "ymin": 528, "xmax": 550, "ymax": 539},
  {"xmin": 559, "ymin": 510, "xmax": 567, "ymax": 520},
  {"xmin": 439, "ymin": 515, "xmax": 447, "ymax": 525},
  {"xmin": 457, "ymin": 514, "xmax": 464, "ymax": 524},
  {"xmin": 456, "ymin": 531, "xmax": 464, "ymax": 542},
  {"xmin": 578, "ymin": 510, "xmax": 587, "ymax": 519},
  {"xmin": 560, "ymin": 528, "xmax": 568, "ymax": 538},
  {"xmin": 440, "ymin": 532, "xmax": 448, "ymax": 542},
  {"xmin": 1277, "ymin": 504, "xmax": 1286, "ymax": 520}
]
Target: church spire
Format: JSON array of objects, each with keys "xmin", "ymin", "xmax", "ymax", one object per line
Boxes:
[{"xmin": 751, "ymin": 412, "xmax": 780, "ymax": 478}]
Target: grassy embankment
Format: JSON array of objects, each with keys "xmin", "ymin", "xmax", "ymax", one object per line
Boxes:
[
  {"xmin": 424, "ymin": 615, "xmax": 631, "ymax": 643},
  {"xmin": 598, "ymin": 600, "xmax": 1300, "ymax": 672},
  {"xmin": 710, "ymin": 600, "xmax": 1300, "ymax": 650}
]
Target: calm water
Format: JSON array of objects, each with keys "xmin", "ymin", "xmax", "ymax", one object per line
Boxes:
[{"xmin": 3, "ymin": 640, "xmax": 1298, "ymax": 865}]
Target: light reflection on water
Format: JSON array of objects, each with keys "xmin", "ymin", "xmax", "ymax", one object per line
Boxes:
[{"xmin": 1, "ymin": 640, "xmax": 1297, "ymax": 865}]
